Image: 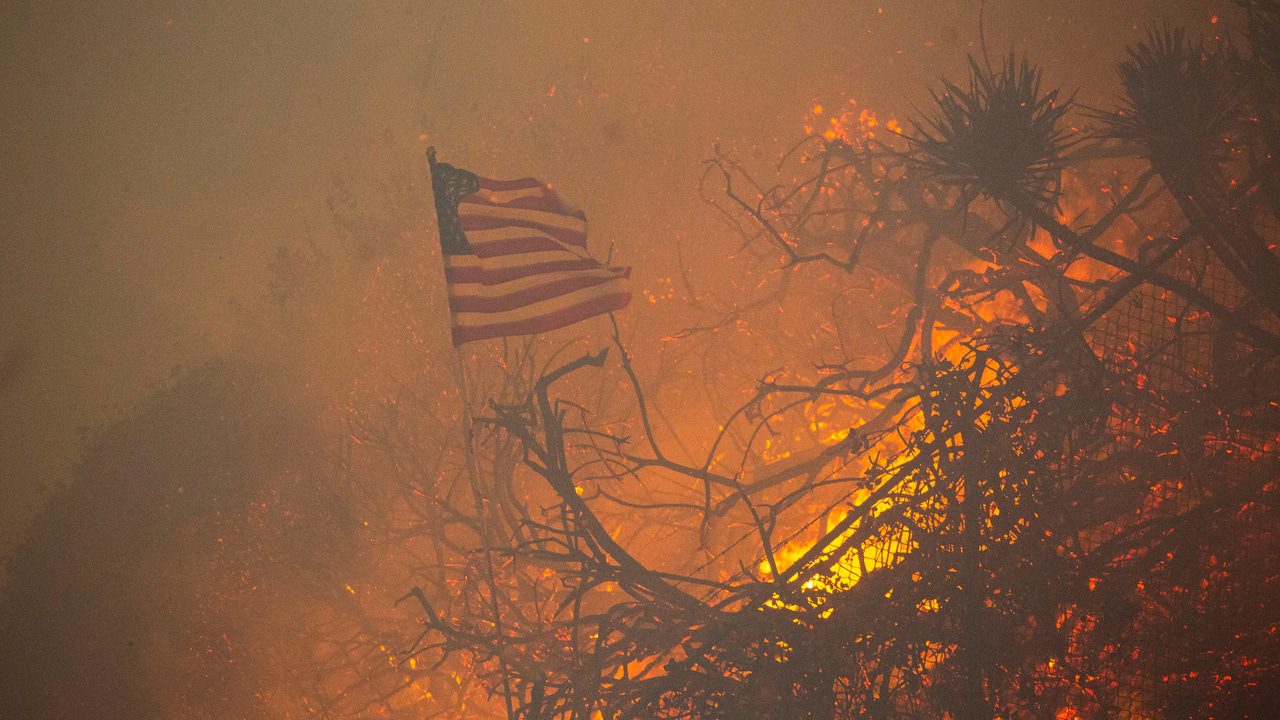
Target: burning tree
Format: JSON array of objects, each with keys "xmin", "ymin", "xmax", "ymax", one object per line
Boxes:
[{"xmin": 400, "ymin": 10, "xmax": 1280, "ymax": 720}]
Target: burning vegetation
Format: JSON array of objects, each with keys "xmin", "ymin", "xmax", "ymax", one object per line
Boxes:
[
  {"xmin": 4, "ymin": 4, "xmax": 1280, "ymax": 720},
  {"xmin": 397, "ymin": 11, "xmax": 1280, "ymax": 719}
]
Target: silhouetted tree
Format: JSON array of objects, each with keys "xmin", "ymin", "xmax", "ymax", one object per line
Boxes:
[{"xmin": 408, "ymin": 14, "xmax": 1280, "ymax": 719}]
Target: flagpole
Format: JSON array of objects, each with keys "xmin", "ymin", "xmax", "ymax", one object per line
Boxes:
[
  {"xmin": 428, "ymin": 147, "xmax": 517, "ymax": 720},
  {"xmin": 448, "ymin": 348, "xmax": 517, "ymax": 720}
]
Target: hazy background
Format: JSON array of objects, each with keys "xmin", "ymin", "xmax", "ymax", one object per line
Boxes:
[{"xmin": 0, "ymin": 0, "xmax": 1222, "ymax": 566}]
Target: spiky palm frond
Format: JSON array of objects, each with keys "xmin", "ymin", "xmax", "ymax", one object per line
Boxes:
[
  {"xmin": 1104, "ymin": 27, "xmax": 1242, "ymax": 181},
  {"xmin": 1240, "ymin": 0, "xmax": 1280, "ymax": 84},
  {"xmin": 1238, "ymin": 1, "xmax": 1280, "ymax": 215},
  {"xmin": 909, "ymin": 54, "xmax": 1075, "ymax": 208}
]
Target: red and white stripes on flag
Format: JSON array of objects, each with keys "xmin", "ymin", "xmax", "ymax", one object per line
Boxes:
[{"xmin": 432, "ymin": 160, "xmax": 630, "ymax": 345}]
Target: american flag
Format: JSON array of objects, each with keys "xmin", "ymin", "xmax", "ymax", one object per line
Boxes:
[{"xmin": 428, "ymin": 150, "xmax": 631, "ymax": 345}]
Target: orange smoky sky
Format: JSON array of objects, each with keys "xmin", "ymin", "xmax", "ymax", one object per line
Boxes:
[{"xmin": 0, "ymin": 0, "xmax": 1224, "ymax": 563}]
